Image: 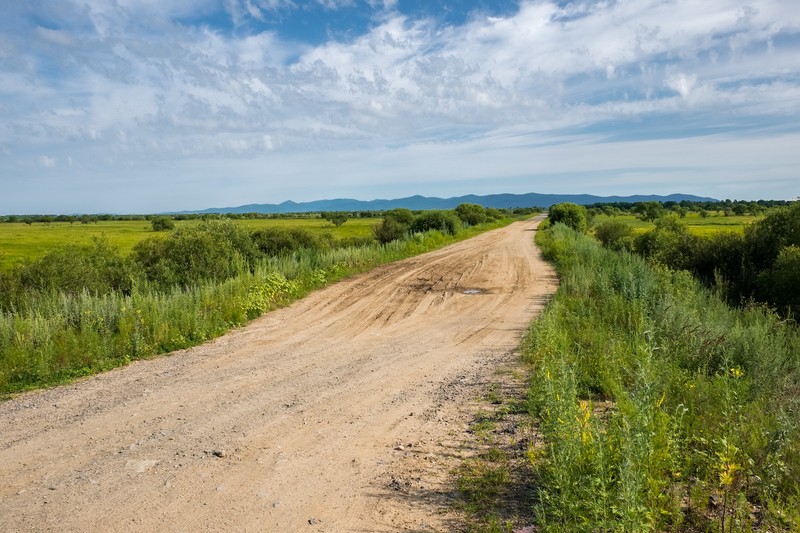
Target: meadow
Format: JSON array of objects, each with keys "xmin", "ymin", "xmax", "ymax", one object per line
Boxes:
[
  {"xmin": 0, "ymin": 217, "xmax": 378, "ymax": 267},
  {"xmin": 590, "ymin": 212, "xmax": 760, "ymax": 236}
]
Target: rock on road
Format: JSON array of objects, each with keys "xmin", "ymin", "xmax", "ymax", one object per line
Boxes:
[{"xmin": 0, "ymin": 217, "xmax": 556, "ymax": 532}]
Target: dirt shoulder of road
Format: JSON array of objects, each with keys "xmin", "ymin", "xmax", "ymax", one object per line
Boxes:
[{"xmin": 0, "ymin": 217, "xmax": 557, "ymax": 532}]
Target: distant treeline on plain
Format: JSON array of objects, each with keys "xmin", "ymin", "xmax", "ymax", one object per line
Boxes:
[{"xmin": 1, "ymin": 199, "xmax": 792, "ymax": 223}]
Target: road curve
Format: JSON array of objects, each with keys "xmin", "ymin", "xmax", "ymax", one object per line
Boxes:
[{"xmin": 0, "ymin": 217, "xmax": 557, "ymax": 532}]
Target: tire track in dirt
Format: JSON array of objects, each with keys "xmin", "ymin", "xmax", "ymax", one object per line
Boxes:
[{"xmin": 0, "ymin": 217, "xmax": 556, "ymax": 532}]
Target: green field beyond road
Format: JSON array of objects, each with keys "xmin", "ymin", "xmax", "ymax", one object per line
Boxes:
[
  {"xmin": 0, "ymin": 218, "xmax": 379, "ymax": 267},
  {"xmin": 590, "ymin": 212, "xmax": 760, "ymax": 236}
]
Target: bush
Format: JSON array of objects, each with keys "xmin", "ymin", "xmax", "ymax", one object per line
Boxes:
[
  {"xmin": 322, "ymin": 212, "xmax": 348, "ymax": 227},
  {"xmin": 634, "ymin": 216, "xmax": 700, "ymax": 271},
  {"xmin": 455, "ymin": 203, "xmax": 487, "ymax": 226},
  {"xmin": 374, "ymin": 217, "xmax": 408, "ymax": 244},
  {"xmin": 593, "ymin": 220, "xmax": 634, "ymax": 250},
  {"xmin": 251, "ymin": 228, "xmax": 318, "ymax": 256},
  {"xmin": 633, "ymin": 201, "xmax": 666, "ymax": 222},
  {"xmin": 132, "ymin": 220, "xmax": 257, "ymax": 287},
  {"xmin": 150, "ymin": 216, "xmax": 175, "ymax": 232},
  {"xmin": 759, "ymin": 245, "xmax": 800, "ymax": 314},
  {"xmin": 383, "ymin": 208, "xmax": 414, "ymax": 226},
  {"xmin": 548, "ymin": 203, "xmax": 588, "ymax": 233},
  {"xmin": 744, "ymin": 202, "xmax": 800, "ymax": 271},
  {"xmin": 690, "ymin": 231, "xmax": 747, "ymax": 290},
  {"xmin": 484, "ymin": 207, "xmax": 503, "ymax": 220},
  {"xmin": 18, "ymin": 238, "xmax": 134, "ymax": 297},
  {"xmin": 410, "ymin": 211, "xmax": 461, "ymax": 236}
]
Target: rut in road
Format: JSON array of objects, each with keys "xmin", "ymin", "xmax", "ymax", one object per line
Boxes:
[{"xmin": 0, "ymin": 218, "xmax": 557, "ymax": 532}]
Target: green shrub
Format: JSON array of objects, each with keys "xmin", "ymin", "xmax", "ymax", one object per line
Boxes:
[
  {"xmin": 593, "ymin": 220, "xmax": 634, "ymax": 250},
  {"xmin": 132, "ymin": 220, "xmax": 256, "ymax": 287},
  {"xmin": 251, "ymin": 227, "xmax": 318, "ymax": 256},
  {"xmin": 18, "ymin": 238, "xmax": 133, "ymax": 297},
  {"xmin": 410, "ymin": 211, "xmax": 461, "ymax": 236},
  {"xmin": 759, "ymin": 245, "xmax": 800, "ymax": 314},
  {"xmin": 150, "ymin": 216, "xmax": 175, "ymax": 231},
  {"xmin": 633, "ymin": 201, "xmax": 666, "ymax": 222},
  {"xmin": 634, "ymin": 216, "xmax": 700, "ymax": 271},
  {"xmin": 321, "ymin": 211, "xmax": 348, "ymax": 227},
  {"xmin": 690, "ymin": 231, "xmax": 747, "ymax": 289},
  {"xmin": 383, "ymin": 208, "xmax": 414, "ymax": 226},
  {"xmin": 485, "ymin": 207, "xmax": 503, "ymax": 220},
  {"xmin": 744, "ymin": 202, "xmax": 800, "ymax": 271},
  {"xmin": 373, "ymin": 217, "xmax": 408, "ymax": 244},
  {"xmin": 548, "ymin": 203, "xmax": 588, "ymax": 233},
  {"xmin": 455, "ymin": 203, "xmax": 487, "ymax": 226}
]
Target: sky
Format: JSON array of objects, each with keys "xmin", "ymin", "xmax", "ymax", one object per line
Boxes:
[{"xmin": 1, "ymin": 0, "xmax": 799, "ymax": 214}]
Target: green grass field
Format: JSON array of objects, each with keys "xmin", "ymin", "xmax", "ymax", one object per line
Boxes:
[
  {"xmin": 591, "ymin": 212, "xmax": 760, "ymax": 236},
  {"xmin": 0, "ymin": 218, "xmax": 379, "ymax": 267}
]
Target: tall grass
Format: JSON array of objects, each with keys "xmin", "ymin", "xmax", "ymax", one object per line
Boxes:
[
  {"xmin": 525, "ymin": 224, "xmax": 799, "ymax": 531},
  {"xmin": 0, "ymin": 223, "xmax": 506, "ymax": 396}
]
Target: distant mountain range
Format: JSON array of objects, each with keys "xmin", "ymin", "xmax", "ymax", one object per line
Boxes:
[{"xmin": 178, "ymin": 192, "xmax": 717, "ymax": 214}]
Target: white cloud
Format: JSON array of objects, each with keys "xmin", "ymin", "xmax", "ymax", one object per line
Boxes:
[
  {"xmin": 38, "ymin": 156, "xmax": 57, "ymax": 168},
  {"xmin": 2, "ymin": 0, "xmax": 800, "ymax": 213}
]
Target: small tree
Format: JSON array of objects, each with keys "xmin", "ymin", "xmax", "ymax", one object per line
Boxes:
[
  {"xmin": 454, "ymin": 203, "xmax": 487, "ymax": 226},
  {"xmin": 151, "ymin": 216, "xmax": 175, "ymax": 232},
  {"xmin": 759, "ymin": 246, "xmax": 800, "ymax": 313},
  {"xmin": 548, "ymin": 203, "xmax": 588, "ymax": 233},
  {"xmin": 251, "ymin": 227, "xmax": 317, "ymax": 256},
  {"xmin": 410, "ymin": 211, "xmax": 461, "ymax": 235},
  {"xmin": 384, "ymin": 208, "xmax": 414, "ymax": 225},
  {"xmin": 322, "ymin": 212, "xmax": 348, "ymax": 227},
  {"xmin": 485, "ymin": 207, "xmax": 503, "ymax": 220},
  {"xmin": 594, "ymin": 220, "xmax": 634, "ymax": 250},
  {"xmin": 374, "ymin": 217, "xmax": 407, "ymax": 244},
  {"xmin": 633, "ymin": 201, "xmax": 666, "ymax": 222}
]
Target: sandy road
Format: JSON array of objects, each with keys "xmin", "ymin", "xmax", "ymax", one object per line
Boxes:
[{"xmin": 0, "ymin": 217, "xmax": 556, "ymax": 532}]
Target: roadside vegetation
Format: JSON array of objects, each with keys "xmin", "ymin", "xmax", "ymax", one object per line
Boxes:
[
  {"xmin": 519, "ymin": 205, "xmax": 799, "ymax": 531},
  {"xmin": 587, "ymin": 200, "xmax": 800, "ymax": 316},
  {"xmin": 0, "ymin": 205, "xmax": 539, "ymax": 396}
]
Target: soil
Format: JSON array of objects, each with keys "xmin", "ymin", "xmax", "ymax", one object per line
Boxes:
[{"xmin": 0, "ymin": 217, "xmax": 557, "ymax": 532}]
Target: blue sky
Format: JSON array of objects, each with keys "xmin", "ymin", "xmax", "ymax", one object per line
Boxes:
[{"xmin": 1, "ymin": 0, "xmax": 799, "ymax": 214}]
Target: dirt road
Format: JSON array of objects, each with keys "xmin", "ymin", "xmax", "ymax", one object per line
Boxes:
[{"xmin": 0, "ymin": 218, "xmax": 556, "ymax": 532}]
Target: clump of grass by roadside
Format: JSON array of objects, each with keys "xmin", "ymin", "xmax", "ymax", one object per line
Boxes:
[
  {"xmin": 0, "ymin": 216, "xmax": 518, "ymax": 396},
  {"xmin": 523, "ymin": 223, "xmax": 800, "ymax": 532}
]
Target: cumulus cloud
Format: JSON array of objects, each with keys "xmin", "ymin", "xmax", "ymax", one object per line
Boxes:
[{"xmin": 7, "ymin": 1, "xmax": 799, "ymax": 147}]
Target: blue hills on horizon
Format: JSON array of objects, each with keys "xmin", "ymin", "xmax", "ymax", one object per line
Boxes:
[{"xmin": 179, "ymin": 192, "xmax": 718, "ymax": 214}]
